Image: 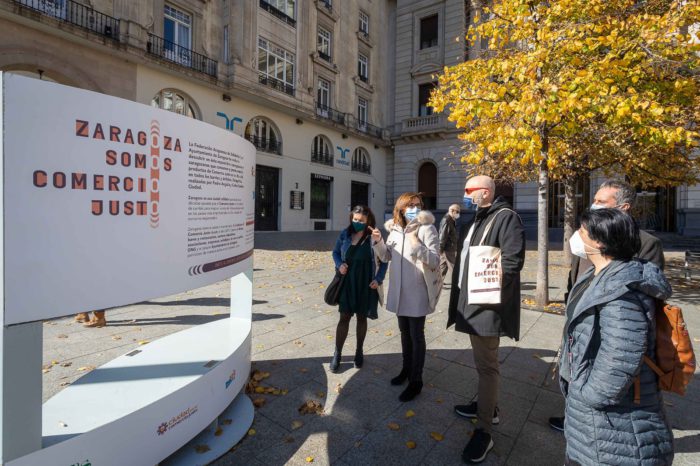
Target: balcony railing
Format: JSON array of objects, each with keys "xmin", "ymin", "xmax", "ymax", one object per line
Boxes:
[
  {"xmin": 259, "ymin": 0, "xmax": 296, "ymax": 27},
  {"xmin": 352, "ymin": 161, "xmax": 371, "ymax": 174},
  {"xmin": 320, "ymin": 0, "xmax": 332, "ymax": 13},
  {"xmin": 402, "ymin": 114, "xmax": 447, "ymax": 134},
  {"xmin": 315, "ymin": 102, "xmax": 345, "ymax": 125},
  {"xmin": 147, "ymin": 33, "xmax": 218, "ymax": 77},
  {"xmin": 259, "ymin": 73, "xmax": 295, "ymax": 96},
  {"xmin": 358, "ymin": 74, "xmax": 369, "ymax": 83},
  {"xmin": 15, "ymin": 0, "xmax": 119, "ymax": 41},
  {"xmin": 311, "ymin": 149, "xmax": 333, "ymax": 167},
  {"xmin": 318, "ymin": 51, "xmax": 332, "ymax": 63},
  {"xmin": 356, "ymin": 120, "xmax": 383, "ymax": 139},
  {"xmin": 245, "ymin": 134, "xmax": 283, "ymax": 155}
]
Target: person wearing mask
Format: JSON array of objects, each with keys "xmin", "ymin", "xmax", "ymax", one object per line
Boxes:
[
  {"xmin": 549, "ymin": 180, "xmax": 665, "ymax": 432},
  {"xmin": 370, "ymin": 192, "xmax": 441, "ymax": 402},
  {"xmin": 330, "ymin": 205, "xmax": 387, "ymax": 373},
  {"xmin": 560, "ymin": 208, "xmax": 673, "ymax": 466},
  {"xmin": 439, "ymin": 204, "xmax": 461, "ymax": 280},
  {"xmin": 447, "ymin": 175, "xmax": 525, "ymax": 464}
]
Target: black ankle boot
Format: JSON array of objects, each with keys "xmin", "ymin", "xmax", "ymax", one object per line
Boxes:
[
  {"xmin": 330, "ymin": 350, "xmax": 341, "ymax": 373},
  {"xmin": 399, "ymin": 381, "xmax": 423, "ymax": 402},
  {"xmin": 354, "ymin": 349, "xmax": 364, "ymax": 368},
  {"xmin": 390, "ymin": 369, "xmax": 409, "ymax": 386}
]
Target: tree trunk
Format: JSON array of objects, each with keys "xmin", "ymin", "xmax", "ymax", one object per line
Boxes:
[
  {"xmin": 562, "ymin": 176, "xmax": 577, "ymax": 264},
  {"xmin": 536, "ymin": 146, "xmax": 550, "ymax": 306}
]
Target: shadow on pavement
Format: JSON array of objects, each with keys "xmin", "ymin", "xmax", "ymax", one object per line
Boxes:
[{"xmin": 106, "ymin": 314, "xmax": 229, "ymax": 326}]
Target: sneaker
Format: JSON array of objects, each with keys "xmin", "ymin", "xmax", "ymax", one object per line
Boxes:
[
  {"xmin": 462, "ymin": 428, "xmax": 494, "ymax": 463},
  {"xmin": 548, "ymin": 416, "xmax": 565, "ymax": 432},
  {"xmin": 454, "ymin": 402, "xmax": 500, "ymax": 425}
]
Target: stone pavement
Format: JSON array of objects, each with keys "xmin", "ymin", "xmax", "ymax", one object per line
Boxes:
[{"xmin": 41, "ymin": 232, "xmax": 700, "ymax": 465}]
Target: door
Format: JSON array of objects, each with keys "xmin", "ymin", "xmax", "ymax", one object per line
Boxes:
[
  {"xmin": 351, "ymin": 181, "xmax": 369, "ymax": 208},
  {"xmin": 255, "ymin": 165, "xmax": 279, "ymax": 231},
  {"xmin": 418, "ymin": 162, "xmax": 437, "ymax": 210}
]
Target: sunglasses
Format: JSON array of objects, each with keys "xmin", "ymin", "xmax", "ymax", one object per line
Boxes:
[{"xmin": 465, "ymin": 187, "xmax": 488, "ymax": 195}]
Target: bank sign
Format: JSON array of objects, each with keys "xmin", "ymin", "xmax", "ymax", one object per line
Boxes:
[{"xmin": 0, "ymin": 73, "xmax": 256, "ymax": 325}]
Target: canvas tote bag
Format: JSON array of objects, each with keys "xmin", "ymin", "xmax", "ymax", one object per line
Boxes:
[{"xmin": 466, "ymin": 209, "xmax": 513, "ymax": 305}]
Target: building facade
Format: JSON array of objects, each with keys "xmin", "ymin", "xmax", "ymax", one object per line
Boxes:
[{"xmin": 1, "ymin": 0, "xmax": 698, "ymax": 236}]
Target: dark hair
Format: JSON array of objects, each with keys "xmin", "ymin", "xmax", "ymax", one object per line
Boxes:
[
  {"xmin": 346, "ymin": 205, "xmax": 376, "ymax": 238},
  {"xmin": 580, "ymin": 208, "xmax": 640, "ymax": 260}
]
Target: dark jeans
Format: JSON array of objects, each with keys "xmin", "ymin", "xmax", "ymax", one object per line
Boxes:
[{"xmin": 397, "ymin": 315, "xmax": 426, "ymax": 383}]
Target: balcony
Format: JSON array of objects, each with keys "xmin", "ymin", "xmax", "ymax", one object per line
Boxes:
[
  {"xmin": 356, "ymin": 120, "xmax": 383, "ymax": 139},
  {"xmin": 259, "ymin": 0, "xmax": 296, "ymax": 27},
  {"xmin": 311, "ymin": 149, "xmax": 333, "ymax": 167},
  {"xmin": 400, "ymin": 114, "xmax": 450, "ymax": 139},
  {"xmin": 259, "ymin": 73, "xmax": 295, "ymax": 97},
  {"xmin": 15, "ymin": 0, "xmax": 119, "ymax": 41},
  {"xmin": 315, "ymin": 102, "xmax": 345, "ymax": 125},
  {"xmin": 352, "ymin": 160, "xmax": 371, "ymax": 174},
  {"xmin": 245, "ymin": 134, "xmax": 283, "ymax": 155},
  {"xmin": 318, "ymin": 51, "xmax": 332, "ymax": 63},
  {"xmin": 358, "ymin": 74, "xmax": 368, "ymax": 84},
  {"xmin": 314, "ymin": 0, "xmax": 338, "ymax": 21},
  {"xmin": 147, "ymin": 33, "xmax": 218, "ymax": 77}
]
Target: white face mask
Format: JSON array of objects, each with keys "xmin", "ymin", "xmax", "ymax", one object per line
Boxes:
[
  {"xmin": 569, "ymin": 230, "xmax": 601, "ymax": 259},
  {"xmin": 590, "ymin": 203, "xmax": 606, "ymax": 211},
  {"xmin": 454, "ymin": 213, "xmax": 461, "ymax": 219}
]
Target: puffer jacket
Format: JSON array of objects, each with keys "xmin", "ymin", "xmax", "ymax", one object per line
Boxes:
[
  {"xmin": 373, "ymin": 211, "xmax": 441, "ymax": 316},
  {"xmin": 560, "ymin": 260, "xmax": 674, "ymax": 466},
  {"xmin": 332, "ymin": 228, "xmax": 388, "ymax": 306}
]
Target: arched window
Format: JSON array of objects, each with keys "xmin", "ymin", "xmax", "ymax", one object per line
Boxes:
[
  {"xmin": 418, "ymin": 161, "xmax": 437, "ymax": 210},
  {"xmin": 245, "ymin": 117, "xmax": 282, "ymax": 155},
  {"xmin": 151, "ymin": 89, "xmax": 199, "ymax": 119},
  {"xmin": 311, "ymin": 135, "xmax": 333, "ymax": 166},
  {"xmin": 352, "ymin": 147, "xmax": 371, "ymax": 174}
]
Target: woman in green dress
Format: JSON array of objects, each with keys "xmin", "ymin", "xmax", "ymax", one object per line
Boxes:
[{"xmin": 330, "ymin": 205, "xmax": 388, "ymax": 372}]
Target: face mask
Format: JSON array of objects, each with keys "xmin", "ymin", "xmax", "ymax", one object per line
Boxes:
[
  {"xmin": 352, "ymin": 221, "xmax": 366, "ymax": 232},
  {"xmin": 454, "ymin": 213, "xmax": 461, "ymax": 219},
  {"xmin": 590, "ymin": 203, "xmax": 606, "ymax": 211},
  {"xmin": 463, "ymin": 195, "xmax": 476, "ymax": 210},
  {"xmin": 404, "ymin": 206, "xmax": 419, "ymax": 222},
  {"xmin": 569, "ymin": 230, "xmax": 601, "ymax": 259}
]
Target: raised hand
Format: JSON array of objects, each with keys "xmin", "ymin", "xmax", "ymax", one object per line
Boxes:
[{"xmin": 368, "ymin": 225, "xmax": 382, "ymax": 244}]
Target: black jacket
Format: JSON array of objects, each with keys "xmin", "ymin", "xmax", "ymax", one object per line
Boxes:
[
  {"xmin": 447, "ymin": 198, "xmax": 526, "ymax": 340},
  {"xmin": 564, "ymin": 229, "xmax": 665, "ymax": 302},
  {"xmin": 439, "ymin": 214, "xmax": 458, "ymax": 257}
]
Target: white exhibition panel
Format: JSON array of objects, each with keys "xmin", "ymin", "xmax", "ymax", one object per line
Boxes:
[{"xmin": 2, "ymin": 73, "xmax": 256, "ymax": 325}]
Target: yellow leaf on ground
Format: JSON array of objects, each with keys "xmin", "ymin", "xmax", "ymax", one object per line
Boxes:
[
  {"xmin": 291, "ymin": 420, "xmax": 304, "ymax": 430},
  {"xmin": 221, "ymin": 419, "xmax": 232, "ymax": 425},
  {"xmin": 247, "ymin": 428, "xmax": 256, "ymax": 436},
  {"xmin": 77, "ymin": 366, "xmax": 95, "ymax": 372},
  {"xmin": 405, "ymin": 409, "xmax": 416, "ymax": 418},
  {"xmin": 252, "ymin": 398, "xmax": 266, "ymax": 408},
  {"xmin": 406, "ymin": 440, "xmax": 417, "ymax": 449},
  {"xmin": 316, "ymin": 391, "xmax": 326, "ymax": 398},
  {"xmin": 430, "ymin": 432, "xmax": 444, "ymax": 441},
  {"xmin": 194, "ymin": 444, "xmax": 211, "ymax": 453},
  {"xmin": 138, "ymin": 340, "xmax": 149, "ymax": 345},
  {"xmin": 214, "ymin": 426, "xmax": 223, "ymax": 437},
  {"xmin": 305, "ymin": 457, "xmax": 314, "ymax": 463},
  {"xmin": 51, "ymin": 360, "xmax": 59, "ymax": 365},
  {"xmin": 387, "ymin": 422, "xmax": 400, "ymax": 431},
  {"xmin": 111, "ymin": 336, "xmax": 122, "ymax": 340},
  {"xmin": 385, "ymin": 331, "xmax": 393, "ymax": 336}
]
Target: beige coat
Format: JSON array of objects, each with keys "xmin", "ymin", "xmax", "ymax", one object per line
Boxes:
[{"xmin": 373, "ymin": 211, "xmax": 442, "ymax": 316}]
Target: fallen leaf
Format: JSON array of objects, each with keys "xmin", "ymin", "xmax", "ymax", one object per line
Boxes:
[
  {"xmin": 387, "ymin": 422, "xmax": 400, "ymax": 431},
  {"xmin": 305, "ymin": 457, "xmax": 314, "ymax": 463},
  {"xmin": 298, "ymin": 400, "xmax": 324, "ymax": 415},
  {"xmin": 284, "ymin": 436, "xmax": 295, "ymax": 443},
  {"xmin": 42, "ymin": 368, "xmax": 51, "ymax": 374},
  {"xmin": 406, "ymin": 440, "xmax": 417, "ymax": 449},
  {"xmin": 221, "ymin": 419, "xmax": 233, "ymax": 425},
  {"xmin": 326, "ymin": 335, "xmax": 333, "ymax": 340},
  {"xmin": 57, "ymin": 334, "xmax": 68, "ymax": 339},
  {"xmin": 247, "ymin": 428, "xmax": 256, "ymax": 436},
  {"xmin": 138, "ymin": 340, "xmax": 149, "ymax": 346},
  {"xmin": 405, "ymin": 409, "xmax": 415, "ymax": 418},
  {"xmin": 214, "ymin": 426, "xmax": 223, "ymax": 437},
  {"xmin": 334, "ymin": 383, "xmax": 343, "ymax": 394},
  {"xmin": 254, "ymin": 386, "xmax": 266, "ymax": 394},
  {"xmin": 60, "ymin": 382, "xmax": 70, "ymax": 387},
  {"xmin": 299, "ymin": 368, "xmax": 309, "ymax": 373},
  {"xmin": 51, "ymin": 360, "xmax": 59, "ymax": 365},
  {"xmin": 60, "ymin": 362, "xmax": 72, "ymax": 367},
  {"xmin": 385, "ymin": 331, "xmax": 393, "ymax": 336},
  {"xmin": 112, "ymin": 336, "xmax": 122, "ymax": 341},
  {"xmin": 291, "ymin": 420, "xmax": 303, "ymax": 430},
  {"xmin": 281, "ymin": 389, "xmax": 289, "ymax": 395},
  {"xmin": 435, "ymin": 398, "xmax": 443, "ymax": 404},
  {"xmin": 430, "ymin": 432, "xmax": 444, "ymax": 441},
  {"xmin": 252, "ymin": 398, "xmax": 266, "ymax": 408},
  {"xmin": 316, "ymin": 391, "xmax": 326, "ymax": 398},
  {"xmin": 77, "ymin": 366, "xmax": 95, "ymax": 372},
  {"xmin": 194, "ymin": 444, "xmax": 211, "ymax": 454}
]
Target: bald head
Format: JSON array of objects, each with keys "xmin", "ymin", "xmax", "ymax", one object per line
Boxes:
[{"xmin": 465, "ymin": 175, "xmax": 496, "ymax": 208}]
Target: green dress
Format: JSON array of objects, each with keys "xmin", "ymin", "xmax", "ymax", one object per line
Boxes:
[{"xmin": 338, "ymin": 238, "xmax": 379, "ymax": 319}]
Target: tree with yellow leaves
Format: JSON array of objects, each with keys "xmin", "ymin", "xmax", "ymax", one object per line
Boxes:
[{"xmin": 431, "ymin": 0, "xmax": 700, "ymax": 305}]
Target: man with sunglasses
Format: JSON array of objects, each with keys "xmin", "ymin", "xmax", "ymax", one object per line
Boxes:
[{"xmin": 447, "ymin": 175, "xmax": 526, "ymax": 464}]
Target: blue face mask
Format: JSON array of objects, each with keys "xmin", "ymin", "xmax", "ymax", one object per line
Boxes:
[
  {"xmin": 404, "ymin": 206, "xmax": 419, "ymax": 222},
  {"xmin": 463, "ymin": 195, "xmax": 476, "ymax": 210},
  {"xmin": 352, "ymin": 221, "xmax": 366, "ymax": 232}
]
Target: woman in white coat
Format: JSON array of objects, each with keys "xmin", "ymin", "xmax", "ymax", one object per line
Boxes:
[{"xmin": 370, "ymin": 192, "xmax": 441, "ymax": 401}]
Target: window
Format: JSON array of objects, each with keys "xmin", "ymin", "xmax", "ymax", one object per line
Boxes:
[
  {"xmin": 223, "ymin": 25, "xmax": 229, "ymax": 64},
  {"xmin": 258, "ymin": 37, "xmax": 296, "ymax": 95},
  {"xmin": 164, "ymin": 5, "xmax": 192, "ymax": 65},
  {"xmin": 151, "ymin": 89, "xmax": 199, "ymax": 119},
  {"xmin": 357, "ymin": 98, "xmax": 368, "ymax": 127},
  {"xmin": 311, "ymin": 135, "xmax": 333, "ymax": 166},
  {"xmin": 418, "ymin": 82, "xmax": 437, "ymax": 116},
  {"xmin": 352, "ymin": 147, "xmax": 371, "ymax": 174},
  {"xmin": 420, "ymin": 14, "xmax": 439, "ymax": 49},
  {"xmin": 351, "ymin": 181, "xmax": 369, "ymax": 208},
  {"xmin": 359, "ymin": 11, "xmax": 369, "ymax": 35},
  {"xmin": 245, "ymin": 117, "xmax": 282, "ymax": 154},
  {"xmin": 310, "ymin": 174, "xmax": 332, "ymax": 219},
  {"xmin": 317, "ymin": 78, "xmax": 331, "ymax": 110},
  {"xmin": 262, "ymin": 0, "xmax": 295, "ymax": 20},
  {"xmin": 317, "ymin": 27, "xmax": 332, "ymax": 61},
  {"xmin": 358, "ymin": 53, "xmax": 368, "ymax": 82}
]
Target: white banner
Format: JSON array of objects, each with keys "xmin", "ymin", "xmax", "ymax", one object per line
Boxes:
[{"xmin": 1, "ymin": 73, "xmax": 256, "ymax": 325}]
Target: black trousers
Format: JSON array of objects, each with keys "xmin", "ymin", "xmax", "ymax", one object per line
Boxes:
[{"xmin": 397, "ymin": 315, "xmax": 426, "ymax": 383}]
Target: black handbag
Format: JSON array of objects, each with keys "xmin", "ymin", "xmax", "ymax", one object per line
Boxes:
[{"xmin": 324, "ymin": 271, "xmax": 345, "ymax": 306}]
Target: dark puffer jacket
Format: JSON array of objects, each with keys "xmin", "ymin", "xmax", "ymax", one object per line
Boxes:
[{"xmin": 561, "ymin": 260, "xmax": 674, "ymax": 466}]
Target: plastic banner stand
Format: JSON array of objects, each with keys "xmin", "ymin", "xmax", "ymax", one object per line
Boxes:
[{"xmin": 0, "ymin": 72, "xmax": 255, "ymax": 466}]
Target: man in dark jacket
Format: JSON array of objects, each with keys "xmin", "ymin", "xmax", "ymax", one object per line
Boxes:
[
  {"xmin": 549, "ymin": 179, "xmax": 665, "ymax": 433},
  {"xmin": 439, "ymin": 203, "xmax": 461, "ymax": 279},
  {"xmin": 447, "ymin": 175, "xmax": 526, "ymax": 464}
]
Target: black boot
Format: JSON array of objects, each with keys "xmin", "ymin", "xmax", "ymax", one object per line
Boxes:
[
  {"xmin": 354, "ymin": 349, "xmax": 364, "ymax": 368},
  {"xmin": 330, "ymin": 350, "xmax": 341, "ymax": 373},
  {"xmin": 399, "ymin": 381, "xmax": 423, "ymax": 402},
  {"xmin": 390, "ymin": 368, "xmax": 409, "ymax": 385}
]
